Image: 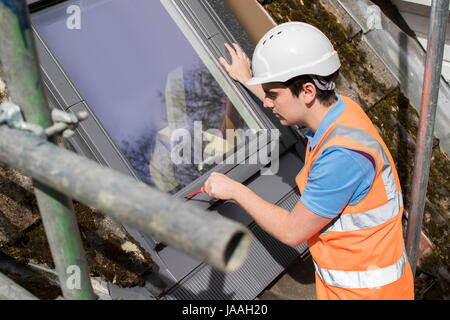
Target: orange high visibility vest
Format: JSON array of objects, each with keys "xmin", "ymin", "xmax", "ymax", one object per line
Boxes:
[{"xmin": 296, "ymin": 96, "xmax": 414, "ymax": 300}]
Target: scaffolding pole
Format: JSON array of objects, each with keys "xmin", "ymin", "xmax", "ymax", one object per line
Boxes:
[
  {"xmin": 0, "ymin": 0, "xmax": 96, "ymax": 299},
  {"xmin": 406, "ymin": 0, "xmax": 449, "ymax": 276},
  {"xmin": 0, "ymin": 125, "xmax": 250, "ymax": 273}
]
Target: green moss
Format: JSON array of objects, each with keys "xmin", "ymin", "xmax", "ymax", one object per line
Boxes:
[
  {"xmin": 367, "ymin": 88, "xmax": 449, "ymax": 298},
  {"xmin": 1, "ymin": 223, "xmax": 56, "ymax": 268},
  {"xmin": 74, "ymin": 202, "xmax": 97, "ymax": 231},
  {"xmin": 419, "ymin": 246, "xmax": 449, "ymax": 299},
  {"xmin": 73, "ymin": 202, "xmax": 153, "ymax": 287},
  {"xmin": 367, "ymin": 88, "xmax": 418, "ymax": 206},
  {"xmin": 0, "ymin": 201, "xmax": 153, "ymax": 289},
  {"xmin": 86, "ymin": 236, "xmax": 148, "ymax": 287}
]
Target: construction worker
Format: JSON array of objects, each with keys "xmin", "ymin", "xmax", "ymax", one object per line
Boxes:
[{"xmin": 204, "ymin": 22, "xmax": 414, "ymax": 300}]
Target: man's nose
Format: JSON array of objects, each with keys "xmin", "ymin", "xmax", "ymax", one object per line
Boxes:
[{"xmin": 263, "ymin": 97, "xmax": 274, "ymax": 109}]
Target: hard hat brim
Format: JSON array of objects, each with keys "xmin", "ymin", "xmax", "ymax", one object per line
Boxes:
[
  {"xmin": 245, "ymin": 52, "xmax": 341, "ymax": 87},
  {"xmin": 245, "ymin": 77, "xmax": 270, "ymax": 86}
]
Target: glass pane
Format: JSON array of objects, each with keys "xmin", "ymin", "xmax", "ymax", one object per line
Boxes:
[{"xmin": 32, "ymin": 0, "xmax": 259, "ymax": 194}]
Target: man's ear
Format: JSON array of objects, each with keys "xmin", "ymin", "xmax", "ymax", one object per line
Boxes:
[{"xmin": 302, "ymin": 82, "xmax": 316, "ymax": 105}]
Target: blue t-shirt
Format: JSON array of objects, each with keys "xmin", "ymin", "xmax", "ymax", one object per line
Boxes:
[{"xmin": 299, "ymin": 95, "xmax": 376, "ymax": 219}]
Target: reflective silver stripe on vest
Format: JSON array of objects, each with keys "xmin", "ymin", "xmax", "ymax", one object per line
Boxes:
[
  {"xmin": 317, "ymin": 125, "xmax": 402, "ymax": 232},
  {"xmin": 313, "ymin": 250, "xmax": 407, "ymax": 289},
  {"xmin": 319, "ymin": 124, "xmax": 398, "ymax": 199},
  {"xmin": 325, "ymin": 191, "xmax": 403, "ymax": 233}
]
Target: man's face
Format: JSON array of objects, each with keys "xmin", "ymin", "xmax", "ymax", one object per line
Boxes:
[{"xmin": 262, "ymin": 82, "xmax": 305, "ymax": 126}]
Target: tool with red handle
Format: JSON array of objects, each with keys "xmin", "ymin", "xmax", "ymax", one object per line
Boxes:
[{"xmin": 185, "ymin": 186, "xmax": 206, "ymax": 199}]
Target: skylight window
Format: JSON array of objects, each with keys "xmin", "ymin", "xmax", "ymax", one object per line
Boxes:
[{"xmin": 32, "ymin": 0, "xmax": 261, "ymax": 193}]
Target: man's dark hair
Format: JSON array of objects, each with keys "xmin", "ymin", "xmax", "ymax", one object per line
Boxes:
[{"xmin": 283, "ymin": 70, "xmax": 339, "ymax": 107}]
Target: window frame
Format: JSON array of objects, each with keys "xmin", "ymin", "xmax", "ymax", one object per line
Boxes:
[{"xmin": 30, "ymin": 0, "xmax": 297, "ymax": 204}]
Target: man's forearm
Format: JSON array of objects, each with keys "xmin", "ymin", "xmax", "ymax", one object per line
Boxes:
[
  {"xmin": 204, "ymin": 172, "xmax": 330, "ymax": 247},
  {"xmin": 245, "ymin": 84, "xmax": 265, "ymax": 102},
  {"xmin": 233, "ymin": 184, "xmax": 292, "ymax": 244},
  {"xmin": 231, "ymin": 182, "xmax": 332, "ymax": 247}
]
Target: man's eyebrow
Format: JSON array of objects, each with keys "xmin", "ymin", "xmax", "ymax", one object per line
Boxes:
[{"xmin": 263, "ymin": 89, "xmax": 278, "ymax": 95}]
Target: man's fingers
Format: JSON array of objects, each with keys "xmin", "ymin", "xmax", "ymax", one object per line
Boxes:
[
  {"xmin": 233, "ymin": 43, "xmax": 245, "ymax": 58},
  {"xmin": 224, "ymin": 42, "xmax": 238, "ymax": 61},
  {"xmin": 219, "ymin": 57, "xmax": 231, "ymax": 71},
  {"xmin": 205, "ymin": 183, "xmax": 215, "ymax": 199},
  {"xmin": 204, "ymin": 181, "xmax": 210, "ymax": 196}
]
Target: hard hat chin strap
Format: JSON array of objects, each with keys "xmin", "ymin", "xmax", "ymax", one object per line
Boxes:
[{"xmin": 311, "ymin": 75, "xmax": 336, "ymax": 91}]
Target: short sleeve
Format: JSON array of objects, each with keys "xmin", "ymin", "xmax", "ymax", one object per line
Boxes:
[{"xmin": 300, "ymin": 147, "xmax": 376, "ymax": 219}]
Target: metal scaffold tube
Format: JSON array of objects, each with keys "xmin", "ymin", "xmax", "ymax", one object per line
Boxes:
[
  {"xmin": 0, "ymin": 272, "xmax": 38, "ymax": 300},
  {"xmin": 0, "ymin": 125, "xmax": 250, "ymax": 273},
  {"xmin": 406, "ymin": 0, "xmax": 449, "ymax": 276},
  {"xmin": 0, "ymin": 0, "xmax": 95, "ymax": 299}
]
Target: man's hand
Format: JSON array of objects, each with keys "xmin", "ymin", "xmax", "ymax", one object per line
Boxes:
[
  {"xmin": 204, "ymin": 172, "xmax": 242, "ymax": 201},
  {"xmin": 219, "ymin": 43, "xmax": 265, "ymax": 101},
  {"xmin": 219, "ymin": 43, "xmax": 253, "ymax": 84}
]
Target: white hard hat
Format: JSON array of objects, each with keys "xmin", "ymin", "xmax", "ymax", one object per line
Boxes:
[{"xmin": 246, "ymin": 22, "xmax": 341, "ymax": 86}]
